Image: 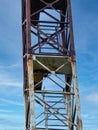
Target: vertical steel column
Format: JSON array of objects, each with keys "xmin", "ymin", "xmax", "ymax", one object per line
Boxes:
[
  {"xmin": 71, "ymin": 61, "xmax": 82, "ymax": 130},
  {"xmin": 26, "ymin": 0, "xmax": 36, "ymax": 127},
  {"xmin": 26, "ymin": 0, "xmax": 31, "ymax": 50},
  {"xmin": 67, "ymin": 91, "xmax": 73, "ymax": 130},
  {"xmin": 67, "ymin": 0, "xmax": 82, "ymax": 129},
  {"xmin": 21, "ymin": 0, "xmax": 27, "ymax": 128},
  {"xmin": 67, "ymin": 0, "xmax": 75, "ymax": 56},
  {"xmin": 27, "ymin": 55, "xmax": 36, "ymax": 130},
  {"xmin": 43, "ymin": 94, "xmax": 48, "ymax": 130}
]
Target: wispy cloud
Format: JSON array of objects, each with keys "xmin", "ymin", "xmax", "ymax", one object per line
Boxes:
[
  {"xmin": 0, "ymin": 63, "xmax": 21, "ymax": 69},
  {"xmin": 0, "ymin": 80, "xmax": 22, "ymax": 88},
  {"xmin": 0, "ymin": 117, "xmax": 23, "ymax": 128},
  {"xmin": 86, "ymin": 92, "xmax": 98, "ymax": 104},
  {"xmin": 0, "ymin": 66, "xmax": 22, "ymax": 88},
  {"xmin": 0, "ymin": 98, "xmax": 23, "ymax": 106},
  {"xmin": 0, "ymin": 109, "xmax": 14, "ymax": 113}
]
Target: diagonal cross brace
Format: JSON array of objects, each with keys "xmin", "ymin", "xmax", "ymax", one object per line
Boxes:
[{"xmin": 33, "ymin": 56, "xmax": 73, "ymax": 89}]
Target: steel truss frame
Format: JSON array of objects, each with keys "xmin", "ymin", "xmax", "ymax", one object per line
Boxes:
[{"xmin": 21, "ymin": 0, "xmax": 82, "ymax": 130}]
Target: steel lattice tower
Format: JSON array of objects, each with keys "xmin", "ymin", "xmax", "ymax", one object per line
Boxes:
[{"xmin": 21, "ymin": 0, "xmax": 82, "ymax": 130}]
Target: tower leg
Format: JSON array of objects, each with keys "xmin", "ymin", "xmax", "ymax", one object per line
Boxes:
[
  {"xmin": 27, "ymin": 55, "xmax": 36, "ymax": 130},
  {"xmin": 65, "ymin": 76, "xmax": 73, "ymax": 130},
  {"xmin": 71, "ymin": 61, "xmax": 82, "ymax": 130}
]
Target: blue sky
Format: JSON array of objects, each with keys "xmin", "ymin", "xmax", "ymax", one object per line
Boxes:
[{"xmin": 0, "ymin": 0, "xmax": 98, "ymax": 130}]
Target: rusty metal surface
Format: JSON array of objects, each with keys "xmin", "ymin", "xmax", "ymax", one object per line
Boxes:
[
  {"xmin": 71, "ymin": 62, "xmax": 82, "ymax": 130},
  {"xmin": 30, "ymin": 0, "xmax": 67, "ymax": 24},
  {"xmin": 33, "ymin": 55, "xmax": 72, "ymax": 74},
  {"xmin": 27, "ymin": 54, "xmax": 36, "ymax": 130},
  {"xmin": 21, "ymin": 0, "xmax": 82, "ymax": 129}
]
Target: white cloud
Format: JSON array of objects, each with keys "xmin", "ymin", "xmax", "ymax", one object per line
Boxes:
[
  {"xmin": 0, "ymin": 81, "xmax": 22, "ymax": 88},
  {"xmin": 0, "ymin": 113, "xmax": 23, "ymax": 120},
  {"xmin": 86, "ymin": 92, "xmax": 98, "ymax": 104},
  {"xmin": 0, "ymin": 67, "xmax": 22, "ymax": 88},
  {"xmin": 0, "ymin": 109, "xmax": 14, "ymax": 113},
  {"xmin": 0, "ymin": 98, "xmax": 23, "ymax": 106},
  {"xmin": 0, "ymin": 63, "xmax": 21, "ymax": 69}
]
